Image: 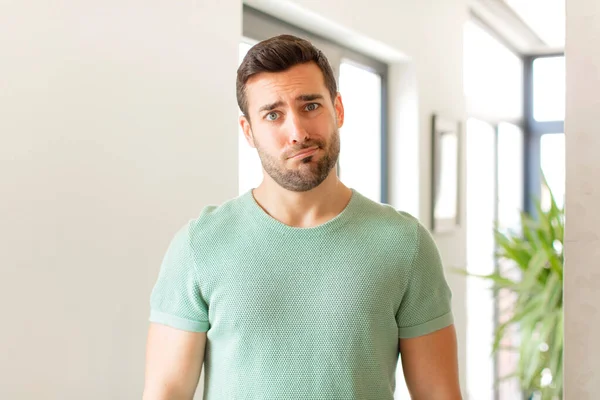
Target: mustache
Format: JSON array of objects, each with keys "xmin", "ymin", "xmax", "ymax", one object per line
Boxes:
[{"xmin": 284, "ymin": 141, "xmax": 324, "ymax": 158}]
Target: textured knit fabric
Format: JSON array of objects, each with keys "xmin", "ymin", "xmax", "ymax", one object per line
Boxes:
[{"xmin": 149, "ymin": 189, "xmax": 454, "ymax": 400}]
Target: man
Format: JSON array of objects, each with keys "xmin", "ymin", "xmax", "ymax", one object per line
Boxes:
[{"xmin": 143, "ymin": 34, "xmax": 461, "ymax": 400}]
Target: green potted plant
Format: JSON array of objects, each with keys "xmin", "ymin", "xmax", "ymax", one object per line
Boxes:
[{"xmin": 462, "ymin": 179, "xmax": 564, "ymax": 399}]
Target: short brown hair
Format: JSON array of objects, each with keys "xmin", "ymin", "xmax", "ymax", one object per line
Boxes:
[{"xmin": 236, "ymin": 34, "xmax": 338, "ymax": 120}]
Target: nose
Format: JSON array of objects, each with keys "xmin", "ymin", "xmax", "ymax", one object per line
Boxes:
[{"xmin": 287, "ymin": 111, "xmax": 310, "ymax": 143}]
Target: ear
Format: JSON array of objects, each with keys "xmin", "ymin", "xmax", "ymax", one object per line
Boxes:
[
  {"xmin": 239, "ymin": 115, "xmax": 256, "ymax": 148},
  {"xmin": 334, "ymin": 93, "xmax": 344, "ymax": 129}
]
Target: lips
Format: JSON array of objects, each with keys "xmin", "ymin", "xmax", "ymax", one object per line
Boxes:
[{"xmin": 289, "ymin": 147, "xmax": 319, "ymax": 159}]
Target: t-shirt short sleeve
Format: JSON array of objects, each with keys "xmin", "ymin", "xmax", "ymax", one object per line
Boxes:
[
  {"xmin": 396, "ymin": 221, "xmax": 454, "ymax": 338},
  {"xmin": 149, "ymin": 221, "xmax": 209, "ymax": 332}
]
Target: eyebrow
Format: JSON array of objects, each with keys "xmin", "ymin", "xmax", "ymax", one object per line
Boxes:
[{"xmin": 258, "ymin": 94, "xmax": 325, "ymax": 113}]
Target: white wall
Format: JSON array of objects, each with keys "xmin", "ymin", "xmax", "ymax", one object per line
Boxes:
[
  {"xmin": 0, "ymin": 1, "xmax": 240, "ymax": 399},
  {"xmin": 1, "ymin": 0, "xmax": 469, "ymax": 398},
  {"xmin": 564, "ymin": 0, "xmax": 600, "ymax": 397}
]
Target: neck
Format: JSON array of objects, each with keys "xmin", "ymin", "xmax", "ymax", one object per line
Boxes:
[{"xmin": 251, "ymin": 171, "xmax": 352, "ymax": 228}]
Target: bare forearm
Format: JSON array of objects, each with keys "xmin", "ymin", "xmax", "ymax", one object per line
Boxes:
[
  {"xmin": 142, "ymin": 369, "xmax": 201, "ymax": 400},
  {"xmin": 410, "ymin": 388, "xmax": 462, "ymax": 400},
  {"xmin": 143, "ymin": 324, "xmax": 206, "ymax": 400},
  {"xmin": 400, "ymin": 325, "xmax": 462, "ymax": 400},
  {"xmin": 142, "ymin": 385, "xmax": 195, "ymax": 400}
]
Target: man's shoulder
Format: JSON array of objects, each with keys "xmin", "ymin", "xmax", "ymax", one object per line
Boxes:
[
  {"xmin": 185, "ymin": 193, "xmax": 250, "ymax": 237},
  {"xmin": 353, "ymin": 192, "xmax": 422, "ymax": 233},
  {"xmin": 352, "ymin": 192, "xmax": 442, "ymax": 255},
  {"xmin": 349, "ymin": 193, "xmax": 434, "ymax": 267}
]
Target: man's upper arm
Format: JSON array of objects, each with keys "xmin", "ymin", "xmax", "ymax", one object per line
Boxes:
[
  {"xmin": 399, "ymin": 325, "xmax": 462, "ymax": 400},
  {"xmin": 143, "ymin": 323, "xmax": 207, "ymax": 400},
  {"xmin": 395, "ymin": 217, "xmax": 460, "ymax": 398},
  {"xmin": 149, "ymin": 222, "xmax": 210, "ymax": 332},
  {"xmin": 396, "ymin": 217, "xmax": 454, "ymax": 338},
  {"xmin": 144, "ymin": 222, "xmax": 210, "ymax": 399}
]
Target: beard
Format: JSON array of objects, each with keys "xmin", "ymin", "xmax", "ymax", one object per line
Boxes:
[{"xmin": 254, "ymin": 127, "xmax": 340, "ymax": 192}]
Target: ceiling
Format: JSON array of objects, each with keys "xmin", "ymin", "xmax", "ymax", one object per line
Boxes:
[{"xmin": 470, "ymin": 0, "xmax": 565, "ymax": 55}]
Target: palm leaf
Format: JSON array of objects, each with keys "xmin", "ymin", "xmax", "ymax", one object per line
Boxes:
[{"xmin": 456, "ymin": 169, "xmax": 564, "ymax": 398}]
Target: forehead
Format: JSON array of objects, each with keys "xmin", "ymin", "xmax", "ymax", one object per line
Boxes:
[{"xmin": 245, "ymin": 63, "xmax": 329, "ymax": 109}]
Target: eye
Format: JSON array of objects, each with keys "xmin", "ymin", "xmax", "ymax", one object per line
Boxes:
[
  {"xmin": 265, "ymin": 112, "xmax": 279, "ymax": 121},
  {"xmin": 305, "ymin": 103, "xmax": 320, "ymax": 112}
]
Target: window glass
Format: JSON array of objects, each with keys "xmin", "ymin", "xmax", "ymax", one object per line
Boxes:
[
  {"xmin": 533, "ymin": 56, "xmax": 565, "ymax": 122},
  {"xmin": 338, "ymin": 61, "xmax": 382, "ymax": 202},
  {"xmin": 540, "ymin": 133, "xmax": 565, "ymax": 210},
  {"xmin": 238, "ymin": 41, "xmax": 263, "ymax": 195},
  {"xmin": 463, "ymin": 22, "xmax": 523, "ymax": 121},
  {"xmin": 497, "ymin": 123, "xmax": 524, "ymax": 231},
  {"xmin": 497, "ymin": 122, "xmax": 525, "ymax": 399},
  {"xmin": 465, "ymin": 118, "xmax": 496, "ymax": 400}
]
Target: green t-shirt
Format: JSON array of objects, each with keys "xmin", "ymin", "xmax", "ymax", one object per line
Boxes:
[{"xmin": 149, "ymin": 189, "xmax": 453, "ymax": 399}]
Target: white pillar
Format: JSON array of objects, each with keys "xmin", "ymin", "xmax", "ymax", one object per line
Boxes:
[{"xmin": 564, "ymin": 0, "xmax": 600, "ymax": 397}]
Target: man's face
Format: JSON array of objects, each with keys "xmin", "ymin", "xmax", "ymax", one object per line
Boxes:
[{"xmin": 240, "ymin": 62, "xmax": 344, "ymax": 192}]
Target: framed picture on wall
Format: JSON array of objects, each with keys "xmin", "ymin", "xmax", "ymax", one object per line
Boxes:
[{"xmin": 431, "ymin": 114, "xmax": 461, "ymax": 233}]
